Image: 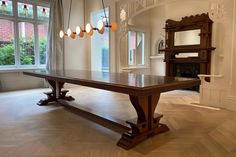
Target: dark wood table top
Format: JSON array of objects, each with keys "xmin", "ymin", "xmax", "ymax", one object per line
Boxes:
[{"xmin": 23, "ymin": 70, "xmax": 200, "ymax": 96}]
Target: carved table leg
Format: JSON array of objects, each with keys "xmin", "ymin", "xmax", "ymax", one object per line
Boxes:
[
  {"xmin": 117, "ymin": 94, "xmax": 169, "ymax": 149},
  {"xmin": 37, "ymin": 79, "xmax": 74, "ymax": 106}
]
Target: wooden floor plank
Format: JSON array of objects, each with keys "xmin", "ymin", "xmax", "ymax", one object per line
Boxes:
[{"xmin": 0, "ymin": 86, "xmax": 236, "ymax": 157}]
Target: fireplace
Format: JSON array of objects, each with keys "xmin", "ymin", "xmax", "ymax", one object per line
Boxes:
[
  {"xmin": 162, "ymin": 13, "xmax": 215, "ymax": 91},
  {"xmin": 173, "ymin": 63, "xmax": 200, "ymax": 91},
  {"xmin": 174, "ymin": 63, "xmax": 200, "ymax": 78}
]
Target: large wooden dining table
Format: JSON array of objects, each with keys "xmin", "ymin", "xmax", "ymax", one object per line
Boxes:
[{"xmin": 23, "ymin": 69, "xmax": 200, "ymax": 149}]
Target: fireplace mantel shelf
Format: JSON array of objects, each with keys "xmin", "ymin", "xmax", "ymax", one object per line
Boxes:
[
  {"xmin": 164, "ymin": 58, "xmax": 208, "ymax": 63},
  {"xmin": 159, "ymin": 47, "xmax": 216, "ymax": 53}
]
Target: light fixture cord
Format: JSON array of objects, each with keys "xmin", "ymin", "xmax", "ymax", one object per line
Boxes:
[
  {"xmin": 101, "ymin": 0, "xmax": 108, "ymax": 26},
  {"xmin": 83, "ymin": 0, "xmax": 85, "ymax": 29},
  {"xmin": 67, "ymin": 0, "xmax": 72, "ymax": 29}
]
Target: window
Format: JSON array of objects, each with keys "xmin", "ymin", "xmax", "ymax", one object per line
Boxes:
[
  {"xmin": 38, "ymin": 24, "xmax": 48, "ymax": 65},
  {"xmin": 0, "ymin": 0, "xmax": 13, "ymax": 16},
  {"xmin": 18, "ymin": 22, "xmax": 35, "ymax": 65},
  {"xmin": 37, "ymin": 6, "xmax": 49, "ymax": 21},
  {"xmin": 0, "ymin": 0, "xmax": 50, "ymax": 69},
  {"xmin": 91, "ymin": 8, "xmax": 110, "ymax": 72},
  {"xmin": 0, "ymin": 19, "xmax": 15, "ymax": 65},
  {"xmin": 128, "ymin": 30, "xmax": 145, "ymax": 66},
  {"xmin": 17, "ymin": 2, "xmax": 33, "ymax": 19}
]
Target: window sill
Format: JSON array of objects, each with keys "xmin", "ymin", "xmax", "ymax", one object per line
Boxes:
[
  {"xmin": 150, "ymin": 55, "xmax": 164, "ymax": 59},
  {"xmin": 0, "ymin": 66, "xmax": 46, "ymax": 73},
  {"xmin": 122, "ymin": 66, "xmax": 148, "ymax": 70}
]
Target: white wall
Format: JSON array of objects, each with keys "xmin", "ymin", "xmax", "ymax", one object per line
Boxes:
[
  {"xmin": 63, "ymin": 0, "xmax": 89, "ymax": 70},
  {"xmin": 150, "ymin": 6, "xmax": 166, "ymax": 56},
  {"xmin": 223, "ymin": 0, "xmax": 236, "ymax": 109},
  {"xmin": 150, "ymin": 5, "xmax": 166, "ymax": 76},
  {"xmin": 197, "ymin": 0, "xmax": 236, "ymax": 110},
  {"xmin": 0, "ymin": 71, "xmax": 44, "ymax": 92}
]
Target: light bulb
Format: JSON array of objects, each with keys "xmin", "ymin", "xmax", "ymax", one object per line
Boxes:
[
  {"xmin": 76, "ymin": 26, "xmax": 81, "ymax": 35},
  {"xmin": 67, "ymin": 28, "xmax": 72, "ymax": 37},
  {"xmin": 97, "ymin": 20, "xmax": 105, "ymax": 34},
  {"xmin": 85, "ymin": 24, "xmax": 91, "ymax": 32},
  {"xmin": 86, "ymin": 23, "xmax": 93, "ymax": 36},
  {"xmin": 97, "ymin": 20, "xmax": 104, "ymax": 30},
  {"xmin": 59, "ymin": 30, "xmax": 64, "ymax": 38},
  {"xmin": 76, "ymin": 26, "xmax": 84, "ymax": 37}
]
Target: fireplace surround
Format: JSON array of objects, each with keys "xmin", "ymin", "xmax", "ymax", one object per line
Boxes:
[{"xmin": 161, "ymin": 13, "xmax": 215, "ymax": 84}]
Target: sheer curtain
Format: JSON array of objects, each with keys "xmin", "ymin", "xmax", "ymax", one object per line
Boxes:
[{"xmin": 46, "ymin": 0, "xmax": 64, "ymax": 71}]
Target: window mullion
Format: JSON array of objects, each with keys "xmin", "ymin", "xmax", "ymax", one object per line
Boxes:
[
  {"xmin": 13, "ymin": 0, "xmax": 20, "ymax": 67},
  {"xmin": 34, "ymin": 23, "xmax": 39, "ymax": 66},
  {"xmin": 33, "ymin": 3, "xmax": 39, "ymax": 66},
  {"xmin": 14, "ymin": 20, "xmax": 20, "ymax": 67}
]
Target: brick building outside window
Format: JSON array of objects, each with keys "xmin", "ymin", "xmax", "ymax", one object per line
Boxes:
[{"xmin": 0, "ymin": 0, "xmax": 50, "ymax": 69}]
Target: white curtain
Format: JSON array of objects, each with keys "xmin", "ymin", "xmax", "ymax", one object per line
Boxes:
[{"xmin": 46, "ymin": 0, "xmax": 64, "ymax": 71}]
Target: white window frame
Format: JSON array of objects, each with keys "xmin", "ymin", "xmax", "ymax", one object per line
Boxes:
[
  {"xmin": 0, "ymin": 0, "xmax": 50, "ymax": 71},
  {"xmin": 128, "ymin": 29, "xmax": 145, "ymax": 66}
]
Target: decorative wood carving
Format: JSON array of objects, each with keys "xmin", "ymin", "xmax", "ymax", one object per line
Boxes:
[
  {"xmin": 37, "ymin": 80, "xmax": 74, "ymax": 106},
  {"xmin": 163, "ymin": 13, "xmax": 215, "ymax": 77}
]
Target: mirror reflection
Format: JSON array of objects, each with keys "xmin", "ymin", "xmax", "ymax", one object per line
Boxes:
[{"xmin": 174, "ymin": 29, "xmax": 200, "ymax": 46}]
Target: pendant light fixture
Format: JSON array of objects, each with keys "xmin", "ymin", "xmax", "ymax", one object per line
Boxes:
[
  {"xmin": 67, "ymin": 0, "xmax": 75, "ymax": 39},
  {"xmin": 75, "ymin": 0, "xmax": 86, "ymax": 38},
  {"xmin": 98, "ymin": 0, "xmax": 118, "ymax": 33},
  {"xmin": 76, "ymin": 25, "xmax": 84, "ymax": 37},
  {"xmin": 59, "ymin": 0, "xmax": 117, "ymax": 39},
  {"xmin": 59, "ymin": 0, "xmax": 73, "ymax": 39}
]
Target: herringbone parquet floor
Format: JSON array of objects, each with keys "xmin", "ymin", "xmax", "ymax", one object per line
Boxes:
[{"xmin": 0, "ymin": 86, "xmax": 236, "ymax": 157}]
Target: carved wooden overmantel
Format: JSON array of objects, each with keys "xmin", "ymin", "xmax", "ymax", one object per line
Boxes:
[{"xmin": 162, "ymin": 13, "xmax": 216, "ymax": 77}]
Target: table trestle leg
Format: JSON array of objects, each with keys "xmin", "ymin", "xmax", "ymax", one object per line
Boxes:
[
  {"xmin": 117, "ymin": 94, "xmax": 169, "ymax": 149},
  {"xmin": 37, "ymin": 79, "xmax": 74, "ymax": 106}
]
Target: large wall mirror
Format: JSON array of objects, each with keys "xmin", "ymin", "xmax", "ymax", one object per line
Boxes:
[{"xmin": 174, "ymin": 29, "xmax": 200, "ymax": 46}]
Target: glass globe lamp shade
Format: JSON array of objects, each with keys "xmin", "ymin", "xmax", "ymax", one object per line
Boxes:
[
  {"xmin": 97, "ymin": 20, "xmax": 105, "ymax": 34},
  {"xmin": 70, "ymin": 32, "xmax": 75, "ymax": 39},
  {"xmin": 86, "ymin": 23, "xmax": 93, "ymax": 36},
  {"xmin": 67, "ymin": 28, "xmax": 72, "ymax": 37},
  {"xmin": 59, "ymin": 30, "xmax": 64, "ymax": 38},
  {"xmin": 110, "ymin": 22, "xmax": 118, "ymax": 32},
  {"xmin": 76, "ymin": 26, "xmax": 84, "ymax": 37}
]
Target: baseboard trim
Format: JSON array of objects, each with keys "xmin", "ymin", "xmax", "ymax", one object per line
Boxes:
[{"xmin": 224, "ymin": 96, "xmax": 236, "ymax": 111}]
